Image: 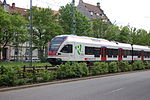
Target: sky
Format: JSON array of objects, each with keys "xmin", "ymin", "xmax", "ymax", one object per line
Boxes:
[{"xmin": 5, "ymin": 0, "xmax": 150, "ymax": 31}]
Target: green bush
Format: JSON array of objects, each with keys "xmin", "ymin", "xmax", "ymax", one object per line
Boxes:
[
  {"xmin": 91, "ymin": 62, "xmax": 108, "ymax": 75},
  {"xmin": 132, "ymin": 61, "xmax": 145, "ymax": 70},
  {"xmin": 57, "ymin": 62, "xmax": 89, "ymax": 79},
  {"xmin": 117, "ymin": 61, "xmax": 132, "ymax": 72},
  {"xmin": 38, "ymin": 70, "xmax": 56, "ymax": 82},
  {"xmin": 0, "ymin": 66, "xmax": 22, "ymax": 86},
  {"xmin": 144, "ymin": 61, "xmax": 150, "ymax": 69},
  {"xmin": 109, "ymin": 62, "xmax": 121, "ymax": 73}
]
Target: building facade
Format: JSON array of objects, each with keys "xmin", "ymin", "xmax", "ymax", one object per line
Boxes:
[{"xmin": 0, "ymin": 0, "xmax": 38, "ymax": 61}]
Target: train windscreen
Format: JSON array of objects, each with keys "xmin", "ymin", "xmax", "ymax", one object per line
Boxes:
[{"xmin": 49, "ymin": 36, "xmax": 67, "ymax": 51}]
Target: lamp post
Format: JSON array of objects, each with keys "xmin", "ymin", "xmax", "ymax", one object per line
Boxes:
[
  {"xmin": 131, "ymin": 44, "xmax": 133, "ymax": 63},
  {"xmin": 72, "ymin": 0, "xmax": 76, "ymax": 34},
  {"xmin": 29, "ymin": 0, "xmax": 33, "ymax": 67}
]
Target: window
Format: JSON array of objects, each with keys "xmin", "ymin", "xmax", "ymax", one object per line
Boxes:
[
  {"xmin": 25, "ymin": 49, "xmax": 29, "ymax": 55},
  {"xmin": 133, "ymin": 51, "xmax": 138, "ymax": 56},
  {"xmin": 85, "ymin": 47, "xmax": 94, "ymax": 55},
  {"xmin": 107, "ymin": 49, "xmax": 118, "ymax": 58},
  {"xmin": 60, "ymin": 44, "xmax": 72, "ymax": 53},
  {"xmin": 14, "ymin": 48, "xmax": 19, "ymax": 55},
  {"xmin": 85, "ymin": 46, "xmax": 101, "ymax": 57},
  {"xmin": 123, "ymin": 50, "xmax": 131, "ymax": 58},
  {"xmin": 49, "ymin": 36, "xmax": 67, "ymax": 51},
  {"xmin": 94, "ymin": 47, "xmax": 101, "ymax": 57},
  {"xmin": 144, "ymin": 52, "xmax": 150, "ymax": 58},
  {"xmin": 107, "ymin": 49, "xmax": 113, "ymax": 58}
]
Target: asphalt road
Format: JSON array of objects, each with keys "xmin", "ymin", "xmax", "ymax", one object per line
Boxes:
[{"xmin": 1, "ymin": 71, "xmax": 150, "ymax": 100}]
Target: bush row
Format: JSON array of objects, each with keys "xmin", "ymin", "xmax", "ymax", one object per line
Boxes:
[{"xmin": 1, "ymin": 61, "xmax": 150, "ymax": 86}]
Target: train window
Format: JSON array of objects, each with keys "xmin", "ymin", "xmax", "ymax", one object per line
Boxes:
[
  {"xmin": 113, "ymin": 49, "xmax": 118, "ymax": 58},
  {"xmin": 60, "ymin": 44, "xmax": 72, "ymax": 53},
  {"xmin": 138, "ymin": 51, "xmax": 141, "ymax": 58},
  {"xmin": 123, "ymin": 50, "xmax": 131, "ymax": 58},
  {"xmin": 94, "ymin": 47, "xmax": 101, "ymax": 57},
  {"xmin": 123, "ymin": 50, "xmax": 127, "ymax": 58},
  {"xmin": 85, "ymin": 46, "xmax": 94, "ymax": 55},
  {"xmin": 108, "ymin": 49, "xmax": 113, "ymax": 58},
  {"xmin": 49, "ymin": 36, "xmax": 67, "ymax": 51},
  {"xmin": 107, "ymin": 49, "xmax": 117, "ymax": 58},
  {"xmin": 133, "ymin": 51, "xmax": 138, "ymax": 56},
  {"xmin": 144, "ymin": 52, "xmax": 150, "ymax": 58}
]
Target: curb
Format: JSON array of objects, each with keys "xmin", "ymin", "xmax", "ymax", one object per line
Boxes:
[{"xmin": 0, "ymin": 69, "xmax": 150, "ymax": 92}]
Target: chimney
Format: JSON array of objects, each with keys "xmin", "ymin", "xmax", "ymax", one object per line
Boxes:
[
  {"xmin": 12, "ymin": 3, "xmax": 15, "ymax": 8},
  {"xmin": 2, "ymin": 0, "xmax": 7, "ymax": 5},
  {"xmin": 97, "ymin": 2, "xmax": 100, "ymax": 8}
]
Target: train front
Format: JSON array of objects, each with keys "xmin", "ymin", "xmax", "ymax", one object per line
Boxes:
[{"xmin": 47, "ymin": 36, "xmax": 67, "ymax": 65}]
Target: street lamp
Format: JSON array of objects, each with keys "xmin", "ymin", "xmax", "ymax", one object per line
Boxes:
[
  {"xmin": 29, "ymin": 0, "xmax": 33, "ymax": 67},
  {"xmin": 131, "ymin": 44, "xmax": 133, "ymax": 63}
]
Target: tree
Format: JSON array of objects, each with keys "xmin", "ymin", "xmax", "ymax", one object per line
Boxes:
[
  {"xmin": 116, "ymin": 26, "xmax": 131, "ymax": 43},
  {"xmin": 91, "ymin": 18, "xmax": 110, "ymax": 38},
  {"xmin": 0, "ymin": 7, "xmax": 28, "ymax": 60},
  {"xmin": 103, "ymin": 24, "xmax": 120, "ymax": 41},
  {"xmin": 59, "ymin": 4, "xmax": 92, "ymax": 36},
  {"xmin": 29, "ymin": 7, "xmax": 63, "ymax": 62}
]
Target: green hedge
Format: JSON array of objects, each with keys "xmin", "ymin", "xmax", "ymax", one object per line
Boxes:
[
  {"xmin": 57, "ymin": 62, "xmax": 89, "ymax": 79},
  {"xmin": 91, "ymin": 62, "xmax": 108, "ymax": 75},
  {"xmin": 109, "ymin": 62, "xmax": 121, "ymax": 73},
  {"xmin": 0, "ymin": 61, "xmax": 150, "ymax": 86}
]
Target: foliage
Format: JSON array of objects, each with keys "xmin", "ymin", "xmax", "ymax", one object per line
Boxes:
[
  {"xmin": 0, "ymin": 66, "xmax": 22, "ymax": 86},
  {"xmin": 57, "ymin": 62, "xmax": 89, "ymax": 79},
  {"xmin": 145, "ymin": 61, "xmax": 150, "ymax": 69},
  {"xmin": 91, "ymin": 62, "xmax": 108, "ymax": 75},
  {"xmin": 0, "ymin": 7, "xmax": 28, "ymax": 60},
  {"xmin": 132, "ymin": 60, "xmax": 145, "ymax": 70},
  {"xmin": 38, "ymin": 70, "xmax": 56, "ymax": 82},
  {"xmin": 59, "ymin": 4, "xmax": 92, "ymax": 36},
  {"xmin": 0, "ymin": 62, "xmax": 51, "ymax": 68},
  {"xmin": 91, "ymin": 19, "xmax": 110, "ymax": 38},
  {"xmin": 117, "ymin": 61, "xmax": 132, "ymax": 72},
  {"xmin": 28, "ymin": 6, "xmax": 63, "ymax": 62},
  {"xmin": 108, "ymin": 62, "xmax": 121, "ymax": 73}
]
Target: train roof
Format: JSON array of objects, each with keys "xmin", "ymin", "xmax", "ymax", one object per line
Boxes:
[{"xmin": 55, "ymin": 35, "xmax": 150, "ymax": 51}]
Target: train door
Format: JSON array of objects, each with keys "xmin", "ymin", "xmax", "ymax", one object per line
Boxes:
[
  {"xmin": 118, "ymin": 48, "xmax": 123, "ymax": 61},
  {"xmin": 141, "ymin": 50, "xmax": 144, "ymax": 60},
  {"xmin": 101, "ymin": 47, "xmax": 107, "ymax": 61},
  {"xmin": 59, "ymin": 43, "xmax": 74, "ymax": 61}
]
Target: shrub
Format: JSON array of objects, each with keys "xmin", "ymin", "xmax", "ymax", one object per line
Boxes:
[
  {"xmin": 38, "ymin": 70, "xmax": 56, "ymax": 82},
  {"xmin": 0, "ymin": 66, "xmax": 22, "ymax": 86},
  {"xmin": 57, "ymin": 62, "xmax": 89, "ymax": 79},
  {"xmin": 132, "ymin": 61, "xmax": 145, "ymax": 70},
  {"xmin": 144, "ymin": 61, "xmax": 150, "ymax": 69},
  {"xmin": 109, "ymin": 62, "xmax": 121, "ymax": 73},
  {"xmin": 91, "ymin": 62, "xmax": 108, "ymax": 75},
  {"xmin": 117, "ymin": 61, "xmax": 132, "ymax": 72}
]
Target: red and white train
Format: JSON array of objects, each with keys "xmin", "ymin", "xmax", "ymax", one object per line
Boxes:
[{"xmin": 47, "ymin": 35, "xmax": 150, "ymax": 64}]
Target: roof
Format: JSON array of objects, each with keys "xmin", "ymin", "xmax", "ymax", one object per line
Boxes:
[
  {"xmin": 56, "ymin": 35, "xmax": 150, "ymax": 51},
  {"xmin": 77, "ymin": 0, "xmax": 111, "ymax": 24},
  {"xmin": 9, "ymin": 6, "xmax": 27, "ymax": 16},
  {"xmin": 84, "ymin": 2, "xmax": 103, "ymax": 14}
]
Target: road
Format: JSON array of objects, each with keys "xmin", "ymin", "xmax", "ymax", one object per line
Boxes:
[{"xmin": 1, "ymin": 71, "xmax": 150, "ymax": 100}]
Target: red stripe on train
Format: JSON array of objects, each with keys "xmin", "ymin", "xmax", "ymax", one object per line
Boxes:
[{"xmin": 48, "ymin": 51, "xmax": 57, "ymax": 56}]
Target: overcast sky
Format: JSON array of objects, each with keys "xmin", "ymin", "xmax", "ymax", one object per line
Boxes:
[{"xmin": 5, "ymin": 0, "xmax": 150, "ymax": 31}]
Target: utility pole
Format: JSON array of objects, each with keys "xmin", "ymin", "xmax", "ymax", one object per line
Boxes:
[
  {"xmin": 72, "ymin": 0, "xmax": 76, "ymax": 34},
  {"xmin": 29, "ymin": 0, "xmax": 33, "ymax": 67}
]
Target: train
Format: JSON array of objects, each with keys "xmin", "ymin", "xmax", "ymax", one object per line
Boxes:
[{"xmin": 47, "ymin": 35, "xmax": 150, "ymax": 65}]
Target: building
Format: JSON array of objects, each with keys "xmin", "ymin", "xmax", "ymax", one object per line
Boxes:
[
  {"xmin": 77, "ymin": 0, "xmax": 111, "ymax": 24},
  {"xmin": 0, "ymin": 0, "xmax": 38, "ymax": 61}
]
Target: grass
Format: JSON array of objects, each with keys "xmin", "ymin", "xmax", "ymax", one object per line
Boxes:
[{"xmin": 0, "ymin": 62, "xmax": 51, "ymax": 67}]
